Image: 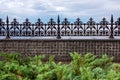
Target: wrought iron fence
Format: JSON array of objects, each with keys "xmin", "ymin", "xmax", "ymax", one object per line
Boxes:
[{"xmin": 0, "ymin": 15, "xmax": 120, "ymax": 39}]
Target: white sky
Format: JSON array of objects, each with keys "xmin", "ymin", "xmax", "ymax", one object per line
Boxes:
[{"xmin": 0, "ymin": 0, "xmax": 120, "ymax": 23}]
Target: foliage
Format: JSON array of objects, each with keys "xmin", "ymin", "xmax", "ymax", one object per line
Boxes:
[{"xmin": 0, "ymin": 52, "xmax": 120, "ymax": 80}]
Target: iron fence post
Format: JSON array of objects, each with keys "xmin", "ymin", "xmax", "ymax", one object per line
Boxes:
[
  {"xmin": 109, "ymin": 15, "xmax": 114, "ymax": 38},
  {"xmin": 6, "ymin": 16, "xmax": 10, "ymax": 39},
  {"xmin": 57, "ymin": 15, "xmax": 61, "ymax": 39}
]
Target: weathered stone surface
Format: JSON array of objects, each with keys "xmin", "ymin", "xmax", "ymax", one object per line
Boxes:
[{"xmin": 0, "ymin": 39, "xmax": 120, "ymax": 62}]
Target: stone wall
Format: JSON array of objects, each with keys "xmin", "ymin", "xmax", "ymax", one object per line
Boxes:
[{"xmin": 0, "ymin": 39, "xmax": 120, "ymax": 62}]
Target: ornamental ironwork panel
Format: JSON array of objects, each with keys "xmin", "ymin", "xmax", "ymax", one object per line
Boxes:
[
  {"xmin": 0, "ymin": 15, "xmax": 119, "ymax": 39},
  {"xmin": 35, "ymin": 19, "xmax": 44, "ymax": 36},
  {"xmin": 73, "ymin": 18, "xmax": 83, "ymax": 36},
  {"xmin": 0, "ymin": 18, "xmax": 5, "ymax": 36}
]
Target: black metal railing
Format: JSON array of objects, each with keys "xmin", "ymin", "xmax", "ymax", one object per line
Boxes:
[{"xmin": 0, "ymin": 15, "xmax": 120, "ymax": 39}]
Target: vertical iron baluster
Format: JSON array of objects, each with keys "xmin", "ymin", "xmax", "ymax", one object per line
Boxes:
[
  {"xmin": 71, "ymin": 23, "xmax": 73, "ymax": 36},
  {"xmin": 83, "ymin": 23, "xmax": 86, "ymax": 36},
  {"xmin": 109, "ymin": 15, "xmax": 114, "ymax": 38},
  {"xmin": 20, "ymin": 24, "xmax": 22, "ymax": 36},
  {"xmin": 32, "ymin": 24, "xmax": 34, "ymax": 36},
  {"xmin": 96, "ymin": 23, "xmax": 99, "ymax": 36},
  {"xmin": 45, "ymin": 24, "xmax": 47, "ymax": 36},
  {"xmin": 6, "ymin": 16, "xmax": 10, "ymax": 39},
  {"xmin": 57, "ymin": 15, "xmax": 61, "ymax": 39},
  {"xmin": 50, "ymin": 18, "xmax": 53, "ymax": 36}
]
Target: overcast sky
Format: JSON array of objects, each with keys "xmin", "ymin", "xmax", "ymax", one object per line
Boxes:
[{"xmin": 0, "ymin": 0, "xmax": 120, "ymax": 23}]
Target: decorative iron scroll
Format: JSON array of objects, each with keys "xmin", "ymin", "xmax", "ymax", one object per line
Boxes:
[{"xmin": 0, "ymin": 15, "xmax": 120, "ymax": 39}]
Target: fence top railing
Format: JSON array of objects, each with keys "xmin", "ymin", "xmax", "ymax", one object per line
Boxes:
[{"xmin": 0, "ymin": 15, "xmax": 120, "ymax": 39}]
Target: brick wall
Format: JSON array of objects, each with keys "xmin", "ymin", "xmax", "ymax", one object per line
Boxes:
[{"xmin": 0, "ymin": 39, "xmax": 120, "ymax": 62}]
